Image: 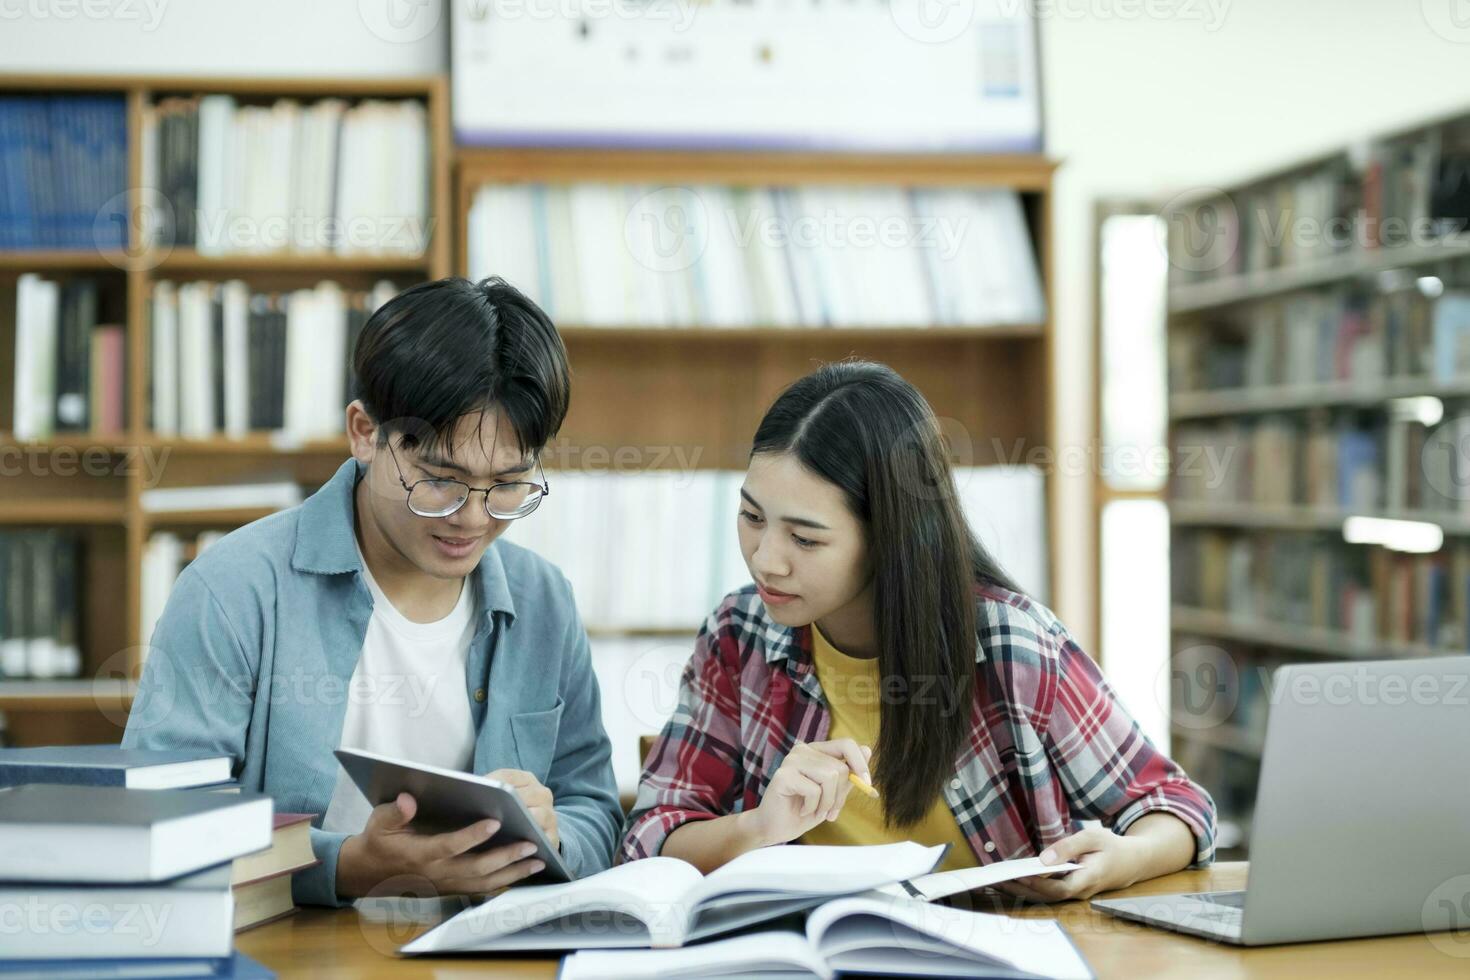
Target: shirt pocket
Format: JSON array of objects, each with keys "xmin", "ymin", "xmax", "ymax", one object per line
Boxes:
[{"xmin": 509, "ymin": 696, "xmax": 566, "ymax": 784}]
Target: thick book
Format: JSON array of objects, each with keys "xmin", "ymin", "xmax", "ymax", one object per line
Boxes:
[
  {"xmin": 231, "ymin": 811, "xmax": 315, "ymax": 886},
  {"xmin": 0, "ymin": 951, "xmax": 274, "ymax": 979},
  {"xmin": 0, "ymin": 864, "xmax": 234, "ymax": 960},
  {"xmin": 0, "ymin": 745, "xmax": 231, "ymax": 790},
  {"xmin": 559, "ymin": 891, "xmax": 1093, "ymax": 980},
  {"xmin": 401, "ymin": 841, "xmax": 945, "ymax": 954},
  {"xmin": 0, "ymin": 784, "xmax": 272, "ymax": 883}
]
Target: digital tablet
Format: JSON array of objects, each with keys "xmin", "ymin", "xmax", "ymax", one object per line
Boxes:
[{"xmin": 333, "ymin": 747, "xmax": 573, "ymax": 883}]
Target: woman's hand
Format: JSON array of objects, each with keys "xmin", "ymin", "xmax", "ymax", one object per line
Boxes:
[
  {"xmin": 745, "ymin": 739, "xmax": 872, "ymax": 846},
  {"xmin": 995, "ymin": 813, "xmax": 1197, "ymax": 903}
]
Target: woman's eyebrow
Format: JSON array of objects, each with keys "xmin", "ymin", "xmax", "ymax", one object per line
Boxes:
[{"xmin": 740, "ymin": 488, "xmax": 831, "ymax": 531}]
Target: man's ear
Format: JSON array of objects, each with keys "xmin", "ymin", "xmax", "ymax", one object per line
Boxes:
[{"xmin": 345, "ymin": 400, "xmax": 378, "ymax": 464}]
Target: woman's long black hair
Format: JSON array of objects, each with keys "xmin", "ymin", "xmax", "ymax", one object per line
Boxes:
[{"xmin": 751, "ymin": 361, "xmax": 1022, "ymax": 827}]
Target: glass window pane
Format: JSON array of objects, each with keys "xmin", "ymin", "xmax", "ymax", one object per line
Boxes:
[{"xmin": 1100, "ymin": 214, "xmax": 1169, "ymax": 493}]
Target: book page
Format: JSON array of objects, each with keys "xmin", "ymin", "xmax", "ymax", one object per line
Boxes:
[
  {"xmin": 560, "ymin": 931, "xmax": 832, "ymax": 980},
  {"xmin": 690, "ymin": 841, "xmax": 945, "ymax": 908},
  {"xmin": 401, "ymin": 857, "xmax": 705, "ymax": 953},
  {"xmin": 893, "ymin": 855, "xmax": 1083, "ymax": 903},
  {"xmin": 809, "ymin": 892, "xmax": 1093, "ymax": 980}
]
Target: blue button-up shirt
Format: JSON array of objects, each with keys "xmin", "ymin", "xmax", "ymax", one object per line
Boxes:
[{"xmin": 122, "ymin": 459, "xmax": 622, "ymax": 906}]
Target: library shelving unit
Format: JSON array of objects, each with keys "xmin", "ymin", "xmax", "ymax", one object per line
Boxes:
[
  {"xmin": 1164, "ymin": 110, "xmax": 1470, "ymax": 851},
  {"xmin": 0, "ymin": 73, "xmax": 452, "ymax": 746},
  {"xmin": 454, "ymin": 145, "xmax": 1061, "ymax": 604}
]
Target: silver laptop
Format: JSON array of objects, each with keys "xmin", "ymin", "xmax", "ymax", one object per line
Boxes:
[{"xmin": 1092, "ymin": 656, "xmax": 1470, "ymax": 945}]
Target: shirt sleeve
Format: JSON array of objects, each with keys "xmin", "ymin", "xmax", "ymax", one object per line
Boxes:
[
  {"xmin": 1039, "ymin": 626, "xmax": 1218, "ymax": 867},
  {"xmin": 618, "ymin": 617, "xmax": 747, "ymax": 861}
]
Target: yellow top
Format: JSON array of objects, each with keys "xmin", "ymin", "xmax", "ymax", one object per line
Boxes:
[{"xmin": 798, "ymin": 624, "xmax": 976, "ymax": 872}]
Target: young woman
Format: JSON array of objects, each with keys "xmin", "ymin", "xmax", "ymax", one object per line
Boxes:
[{"xmin": 621, "ymin": 361, "xmax": 1215, "ymax": 901}]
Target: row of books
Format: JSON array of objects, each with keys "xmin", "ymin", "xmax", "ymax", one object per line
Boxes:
[
  {"xmin": 143, "ymin": 96, "xmax": 429, "ymax": 256},
  {"xmin": 0, "ymin": 744, "xmax": 314, "ymax": 974},
  {"xmin": 1170, "ymin": 121, "xmax": 1470, "ymax": 284},
  {"xmin": 0, "ymin": 95, "xmax": 128, "ymax": 250},
  {"xmin": 1171, "ymin": 286, "xmax": 1470, "ymax": 393},
  {"xmin": 10, "ymin": 274, "xmax": 127, "ymax": 441},
  {"xmin": 1173, "ymin": 529, "xmax": 1470, "ymax": 652},
  {"xmin": 501, "ymin": 465, "xmax": 1048, "ymax": 629},
  {"xmin": 149, "ymin": 280, "xmax": 395, "ymax": 440},
  {"xmin": 0, "ymin": 530, "xmax": 82, "ymax": 680},
  {"xmin": 1172, "ymin": 410, "xmax": 1470, "ymax": 516},
  {"xmin": 468, "ymin": 183, "xmax": 1046, "ymax": 328}
]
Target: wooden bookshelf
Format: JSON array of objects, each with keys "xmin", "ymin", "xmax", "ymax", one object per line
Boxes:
[
  {"xmin": 0, "ymin": 72, "xmax": 453, "ymax": 746},
  {"xmin": 455, "ymin": 146, "xmax": 1062, "ymax": 566},
  {"xmin": 1165, "ymin": 108, "xmax": 1470, "ymax": 853}
]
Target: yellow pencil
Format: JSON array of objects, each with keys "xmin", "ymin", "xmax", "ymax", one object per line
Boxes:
[{"xmin": 848, "ymin": 772, "xmax": 879, "ymax": 798}]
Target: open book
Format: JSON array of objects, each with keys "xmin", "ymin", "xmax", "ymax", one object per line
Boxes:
[
  {"xmin": 883, "ymin": 855, "xmax": 1082, "ymax": 903},
  {"xmin": 560, "ymin": 890, "xmax": 1094, "ymax": 979},
  {"xmin": 401, "ymin": 841, "xmax": 945, "ymax": 953}
]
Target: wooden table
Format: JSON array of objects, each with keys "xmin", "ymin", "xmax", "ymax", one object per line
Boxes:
[{"xmin": 236, "ymin": 862, "xmax": 1470, "ymax": 978}]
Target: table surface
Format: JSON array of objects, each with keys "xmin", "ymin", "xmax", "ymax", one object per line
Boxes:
[{"xmin": 236, "ymin": 862, "xmax": 1470, "ymax": 979}]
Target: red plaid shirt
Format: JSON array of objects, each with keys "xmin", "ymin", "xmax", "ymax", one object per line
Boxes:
[{"xmin": 621, "ymin": 584, "xmax": 1216, "ymax": 867}]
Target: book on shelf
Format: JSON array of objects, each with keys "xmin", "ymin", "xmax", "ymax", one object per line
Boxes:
[
  {"xmin": 149, "ymin": 279, "xmax": 394, "ymax": 441},
  {"xmin": 559, "ymin": 891, "xmax": 1093, "ymax": 980},
  {"xmin": 1172, "ymin": 529, "xmax": 1470, "ymax": 652},
  {"xmin": 142, "ymin": 95, "xmax": 428, "ymax": 257},
  {"xmin": 1170, "ymin": 119, "xmax": 1470, "ymax": 287},
  {"xmin": 0, "ymin": 744, "xmax": 231, "ymax": 790},
  {"xmin": 140, "ymin": 482, "xmax": 305, "ymax": 514},
  {"xmin": 10, "ymin": 274, "xmax": 126, "ymax": 442},
  {"xmin": 0, "ymin": 94, "xmax": 128, "ymax": 251},
  {"xmin": 0, "ymin": 530, "xmax": 84, "ymax": 680},
  {"xmin": 140, "ymin": 529, "xmax": 225, "ymax": 651},
  {"xmin": 402, "ymin": 841, "xmax": 944, "ymax": 953},
  {"xmin": 0, "ymin": 784, "xmax": 273, "ymax": 884},
  {"xmin": 467, "ymin": 182, "xmax": 1044, "ymax": 329}
]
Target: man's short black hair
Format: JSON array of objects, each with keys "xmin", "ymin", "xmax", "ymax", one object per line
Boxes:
[{"xmin": 353, "ymin": 276, "xmax": 570, "ymax": 459}]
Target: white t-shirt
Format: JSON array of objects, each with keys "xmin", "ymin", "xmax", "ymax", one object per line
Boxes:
[{"xmin": 322, "ymin": 551, "xmax": 478, "ymax": 836}]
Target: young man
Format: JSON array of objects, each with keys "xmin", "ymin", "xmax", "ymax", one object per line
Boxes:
[{"xmin": 123, "ymin": 277, "xmax": 621, "ymax": 906}]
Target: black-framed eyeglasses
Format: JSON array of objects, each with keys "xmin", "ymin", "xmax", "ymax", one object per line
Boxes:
[{"xmin": 385, "ymin": 440, "xmax": 549, "ymax": 520}]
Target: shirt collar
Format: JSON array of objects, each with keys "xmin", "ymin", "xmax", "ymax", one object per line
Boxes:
[
  {"xmin": 758, "ymin": 590, "xmax": 989, "ymax": 668},
  {"xmin": 291, "ymin": 458, "xmax": 517, "ymax": 621}
]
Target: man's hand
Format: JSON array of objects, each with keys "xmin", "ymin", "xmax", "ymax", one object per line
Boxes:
[
  {"xmin": 486, "ymin": 768, "xmax": 559, "ymax": 853},
  {"xmin": 335, "ymin": 792, "xmax": 545, "ymax": 899}
]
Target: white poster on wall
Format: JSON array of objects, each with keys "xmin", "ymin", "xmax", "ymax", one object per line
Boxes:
[{"xmin": 451, "ymin": 0, "xmax": 1042, "ymax": 152}]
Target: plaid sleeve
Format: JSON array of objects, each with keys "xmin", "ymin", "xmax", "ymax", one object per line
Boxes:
[
  {"xmin": 618, "ymin": 615, "xmax": 747, "ymax": 862},
  {"xmin": 1041, "ymin": 627, "xmax": 1218, "ymax": 867}
]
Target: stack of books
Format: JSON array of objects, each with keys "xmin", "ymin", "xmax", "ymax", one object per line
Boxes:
[
  {"xmin": 0, "ymin": 745, "xmax": 318, "ymax": 975},
  {"xmin": 148, "ymin": 279, "xmax": 395, "ymax": 441},
  {"xmin": 142, "ymin": 96, "xmax": 428, "ymax": 257},
  {"xmin": 0, "ymin": 94, "xmax": 129, "ymax": 250},
  {"xmin": 467, "ymin": 183, "xmax": 1045, "ymax": 328},
  {"xmin": 0, "ymin": 530, "xmax": 84, "ymax": 680},
  {"xmin": 9, "ymin": 274, "xmax": 126, "ymax": 442}
]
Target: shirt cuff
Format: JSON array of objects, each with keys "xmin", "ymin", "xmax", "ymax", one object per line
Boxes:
[
  {"xmin": 1111, "ymin": 791, "xmax": 1217, "ymax": 868},
  {"xmin": 294, "ymin": 827, "xmax": 353, "ymax": 908}
]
